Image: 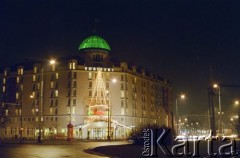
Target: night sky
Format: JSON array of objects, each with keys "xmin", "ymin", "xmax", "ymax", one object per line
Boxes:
[{"xmin": 1, "ymin": 0, "xmax": 240, "ymax": 117}]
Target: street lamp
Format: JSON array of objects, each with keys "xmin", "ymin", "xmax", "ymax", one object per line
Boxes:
[
  {"xmin": 176, "ymin": 94, "xmax": 186, "ymax": 135},
  {"xmin": 107, "ymin": 98, "xmax": 111, "ymax": 141},
  {"xmin": 38, "ymin": 59, "xmax": 56, "ymax": 143},
  {"xmin": 213, "ymin": 83, "xmax": 222, "ymax": 135},
  {"xmin": 235, "ymin": 100, "xmax": 239, "ymax": 106},
  {"xmin": 107, "ymin": 78, "xmax": 117, "ymax": 141},
  {"xmin": 234, "ymin": 100, "xmax": 240, "ymax": 136}
]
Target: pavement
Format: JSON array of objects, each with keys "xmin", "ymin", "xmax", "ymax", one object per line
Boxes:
[
  {"xmin": 1, "ymin": 138, "xmax": 240, "ymax": 158},
  {"xmin": 0, "ymin": 139, "xmax": 130, "ymax": 158}
]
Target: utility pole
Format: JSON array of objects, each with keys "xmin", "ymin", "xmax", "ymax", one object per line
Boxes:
[{"xmin": 208, "ymin": 87, "xmax": 216, "ymax": 136}]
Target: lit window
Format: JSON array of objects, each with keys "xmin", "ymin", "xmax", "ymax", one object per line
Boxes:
[
  {"xmin": 55, "ymin": 90, "xmax": 58, "ymax": 97},
  {"xmin": 120, "ymin": 90, "xmax": 125, "ymax": 98},
  {"xmin": 121, "ymin": 108, "xmax": 124, "ymax": 115},
  {"xmin": 51, "ymin": 65, "xmax": 55, "ymax": 71},
  {"xmin": 2, "ymin": 86, "xmax": 5, "ymax": 93},
  {"xmin": 133, "ymin": 77, "xmax": 137, "ymax": 84},
  {"xmin": 69, "ymin": 63, "xmax": 72, "ymax": 69},
  {"xmin": 17, "ymin": 69, "xmax": 20, "ymax": 75},
  {"xmin": 55, "ymin": 73, "xmax": 59, "ymax": 79},
  {"xmin": 33, "ymin": 75, "xmax": 36, "ymax": 81},
  {"xmin": 20, "ymin": 68, "xmax": 23, "ymax": 75},
  {"xmin": 72, "ymin": 62, "xmax": 76, "ymax": 70},
  {"xmin": 88, "ymin": 72, "xmax": 92, "ymax": 79},
  {"xmin": 16, "ymin": 93, "xmax": 19, "ymax": 99},
  {"xmin": 34, "ymin": 67, "xmax": 38, "ymax": 73},
  {"xmin": 16, "ymin": 77, "xmax": 20, "ymax": 83},
  {"xmin": 3, "ymin": 78, "xmax": 6, "ymax": 84},
  {"xmin": 32, "ymin": 108, "xmax": 35, "ymax": 115},
  {"xmin": 72, "ymin": 106, "xmax": 75, "ymax": 114},
  {"xmin": 50, "ymin": 82, "xmax": 54, "ymax": 88},
  {"xmin": 5, "ymin": 109, "xmax": 8, "ymax": 116},
  {"xmin": 50, "ymin": 107, "xmax": 53, "ymax": 115}
]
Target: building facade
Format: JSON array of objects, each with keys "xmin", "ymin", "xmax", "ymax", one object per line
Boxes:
[{"xmin": 0, "ymin": 35, "xmax": 172, "ymax": 140}]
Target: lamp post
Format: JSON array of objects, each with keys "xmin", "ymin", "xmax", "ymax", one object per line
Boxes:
[
  {"xmin": 213, "ymin": 83, "xmax": 223, "ymax": 135},
  {"xmin": 38, "ymin": 59, "xmax": 56, "ymax": 143},
  {"xmin": 107, "ymin": 102, "xmax": 111, "ymax": 141},
  {"xmin": 107, "ymin": 78, "xmax": 117, "ymax": 141},
  {"xmin": 234, "ymin": 100, "xmax": 240, "ymax": 136},
  {"xmin": 176, "ymin": 94, "xmax": 185, "ymax": 135}
]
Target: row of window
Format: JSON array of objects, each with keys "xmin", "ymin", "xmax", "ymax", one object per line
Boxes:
[
  {"xmin": 4, "ymin": 127, "xmax": 34, "ymax": 136},
  {"xmin": 6, "ymin": 117, "xmax": 58, "ymax": 122}
]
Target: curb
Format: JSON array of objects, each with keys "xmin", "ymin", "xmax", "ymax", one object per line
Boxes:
[{"xmin": 84, "ymin": 148, "xmax": 111, "ymax": 158}]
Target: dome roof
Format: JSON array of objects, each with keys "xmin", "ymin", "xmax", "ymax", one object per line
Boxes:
[{"xmin": 79, "ymin": 36, "xmax": 111, "ymax": 51}]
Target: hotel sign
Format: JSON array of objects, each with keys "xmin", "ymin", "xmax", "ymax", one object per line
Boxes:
[{"xmin": 84, "ymin": 67, "xmax": 114, "ymax": 72}]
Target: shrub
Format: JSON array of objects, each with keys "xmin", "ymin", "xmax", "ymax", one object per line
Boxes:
[{"xmin": 129, "ymin": 124, "xmax": 174, "ymax": 146}]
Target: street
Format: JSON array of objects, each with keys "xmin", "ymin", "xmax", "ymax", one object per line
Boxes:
[
  {"xmin": 0, "ymin": 139, "xmax": 240, "ymax": 158},
  {"xmin": 0, "ymin": 141, "xmax": 128, "ymax": 158}
]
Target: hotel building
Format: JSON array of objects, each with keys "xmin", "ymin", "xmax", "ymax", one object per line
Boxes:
[{"xmin": 0, "ymin": 35, "xmax": 172, "ymax": 140}]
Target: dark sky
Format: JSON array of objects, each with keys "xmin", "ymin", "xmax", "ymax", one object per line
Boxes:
[{"xmin": 1, "ymin": 0, "xmax": 240, "ymax": 116}]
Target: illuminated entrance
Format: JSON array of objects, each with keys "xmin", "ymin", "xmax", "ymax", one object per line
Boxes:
[
  {"xmin": 84, "ymin": 69, "xmax": 112, "ymax": 139},
  {"xmin": 92, "ymin": 128, "xmax": 103, "ymax": 139},
  {"xmin": 81, "ymin": 69, "xmax": 131, "ymax": 140}
]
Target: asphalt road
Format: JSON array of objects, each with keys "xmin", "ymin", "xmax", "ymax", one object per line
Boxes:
[
  {"xmin": 1, "ymin": 140, "xmax": 239, "ymax": 158},
  {"xmin": 93, "ymin": 140, "xmax": 240, "ymax": 158},
  {"xmin": 0, "ymin": 141, "xmax": 128, "ymax": 158}
]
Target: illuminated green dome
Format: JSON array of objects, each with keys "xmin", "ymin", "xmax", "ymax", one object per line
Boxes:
[{"xmin": 79, "ymin": 36, "xmax": 111, "ymax": 51}]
